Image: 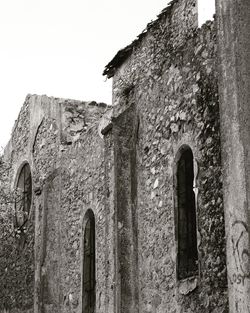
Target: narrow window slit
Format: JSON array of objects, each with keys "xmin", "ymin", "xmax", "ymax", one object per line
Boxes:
[
  {"xmin": 177, "ymin": 147, "xmax": 198, "ymax": 280},
  {"xmin": 83, "ymin": 210, "xmax": 96, "ymax": 313}
]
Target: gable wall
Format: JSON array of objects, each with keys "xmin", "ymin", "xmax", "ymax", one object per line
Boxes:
[{"xmin": 0, "ymin": 95, "xmax": 110, "ymax": 313}]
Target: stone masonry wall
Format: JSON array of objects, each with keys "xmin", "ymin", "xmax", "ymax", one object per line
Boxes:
[
  {"xmin": 0, "ymin": 97, "xmax": 34, "ymax": 313},
  {"xmin": 0, "ymin": 0, "xmax": 230, "ymax": 312},
  {"xmin": 58, "ymin": 120, "xmax": 114, "ymax": 313},
  {"xmin": 109, "ymin": 0, "xmax": 228, "ymax": 312},
  {"xmin": 0, "ymin": 95, "xmax": 110, "ymax": 313}
]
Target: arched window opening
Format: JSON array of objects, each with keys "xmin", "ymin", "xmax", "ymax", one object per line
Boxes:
[
  {"xmin": 177, "ymin": 147, "xmax": 198, "ymax": 280},
  {"xmin": 15, "ymin": 163, "xmax": 32, "ymax": 228},
  {"xmin": 83, "ymin": 210, "xmax": 96, "ymax": 313}
]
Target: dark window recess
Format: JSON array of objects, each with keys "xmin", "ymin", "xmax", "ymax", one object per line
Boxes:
[
  {"xmin": 83, "ymin": 210, "xmax": 96, "ymax": 313},
  {"xmin": 15, "ymin": 163, "xmax": 32, "ymax": 228},
  {"xmin": 177, "ymin": 148, "xmax": 198, "ymax": 280}
]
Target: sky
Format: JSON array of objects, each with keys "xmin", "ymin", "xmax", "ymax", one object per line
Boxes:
[{"xmin": 0, "ymin": 0, "xmax": 215, "ymax": 148}]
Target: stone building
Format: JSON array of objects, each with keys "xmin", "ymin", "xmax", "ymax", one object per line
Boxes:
[{"xmin": 0, "ymin": 0, "xmax": 250, "ymax": 312}]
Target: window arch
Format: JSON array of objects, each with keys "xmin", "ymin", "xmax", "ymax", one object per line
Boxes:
[
  {"xmin": 15, "ymin": 163, "xmax": 32, "ymax": 228},
  {"xmin": 175, "ymin": 146, "xmax": 198, "ymax": 280},
  {"xmin": 82, "ymin": 209, "xmax": 96, "ymax": 313}
]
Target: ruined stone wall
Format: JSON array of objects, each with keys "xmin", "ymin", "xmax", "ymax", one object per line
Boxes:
[
  {"xmin": 110, "ymin": 0, "xmax": 228, "ymax": 311},
  {"xmin": 0, "ymin": 95, "xmax": 110, "ymax": 313},
  {"xmin": 57, "ymin": 120, "xmax": 115, "ymax": 313},
  {"xmin": 32, "ymin": 97, "xmax": 109, "ymax": 313},
  {"xmin": 0, "ymin": 1, "xmax": 231, "ymax": 312},
  {"xmin": 0, "ymin": 97, "xmax": 34, "ymax": 313}
]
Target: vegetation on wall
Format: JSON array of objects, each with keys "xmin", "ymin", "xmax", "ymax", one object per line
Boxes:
[{"xmin": 0, "ymin": 156, "xmax": 34, "ymax": 311}]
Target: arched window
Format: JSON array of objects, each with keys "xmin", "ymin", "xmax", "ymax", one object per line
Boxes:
[
  {"xmin": 15, "ymin": 163, "xmax": 32, "ymax": 228},
  {"xmin": 176, "ymin": 147, "xmax": 198, "ymax": 280},
  {"xmin": 82, "ymin": 210, "xmax": 96, "ymax": 313}
]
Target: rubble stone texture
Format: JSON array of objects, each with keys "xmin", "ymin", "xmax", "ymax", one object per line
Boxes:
[{"xmin": 0, "ymin": 0, "xmax": 234, "ymax": 312}]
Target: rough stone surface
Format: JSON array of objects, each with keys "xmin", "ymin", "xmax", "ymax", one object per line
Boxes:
[
  {"xmin": 0, "ymin": 98, "xmax": 34, "ymax": 313},
  {"xmin": 109, "ymin": 0, "xmax": 228, "ymax": 312},
  {"xmin": 0, "ymin": 95, "xmax": 109, "ymax": 313},
  {"xmin": 0, "ymin": 0, "xmax": 232, "ymax": 312}
]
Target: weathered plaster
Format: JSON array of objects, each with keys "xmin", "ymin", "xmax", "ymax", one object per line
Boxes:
[{"xmin": 216, "ymin": 0, "xmax": 250, "ymax": 311}]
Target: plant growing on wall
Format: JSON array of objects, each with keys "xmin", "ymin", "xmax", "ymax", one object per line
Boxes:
[{"xmin": 0, "ymin": 155, "xmax": 34, "ymax": 310}]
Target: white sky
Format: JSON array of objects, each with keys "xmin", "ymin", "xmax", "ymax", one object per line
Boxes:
[{"xmin": 0, "ymin": 0, "xmax": 214, "ymax": 148}]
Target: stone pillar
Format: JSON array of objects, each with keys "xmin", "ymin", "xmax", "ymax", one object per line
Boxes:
[
  {"xmin": 112, "ymin": 105, "xmax": 139, "ymax": 313},
  {"xmin": 216, "ymin": 0, "xmax": 250, "ymax": 311}
]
